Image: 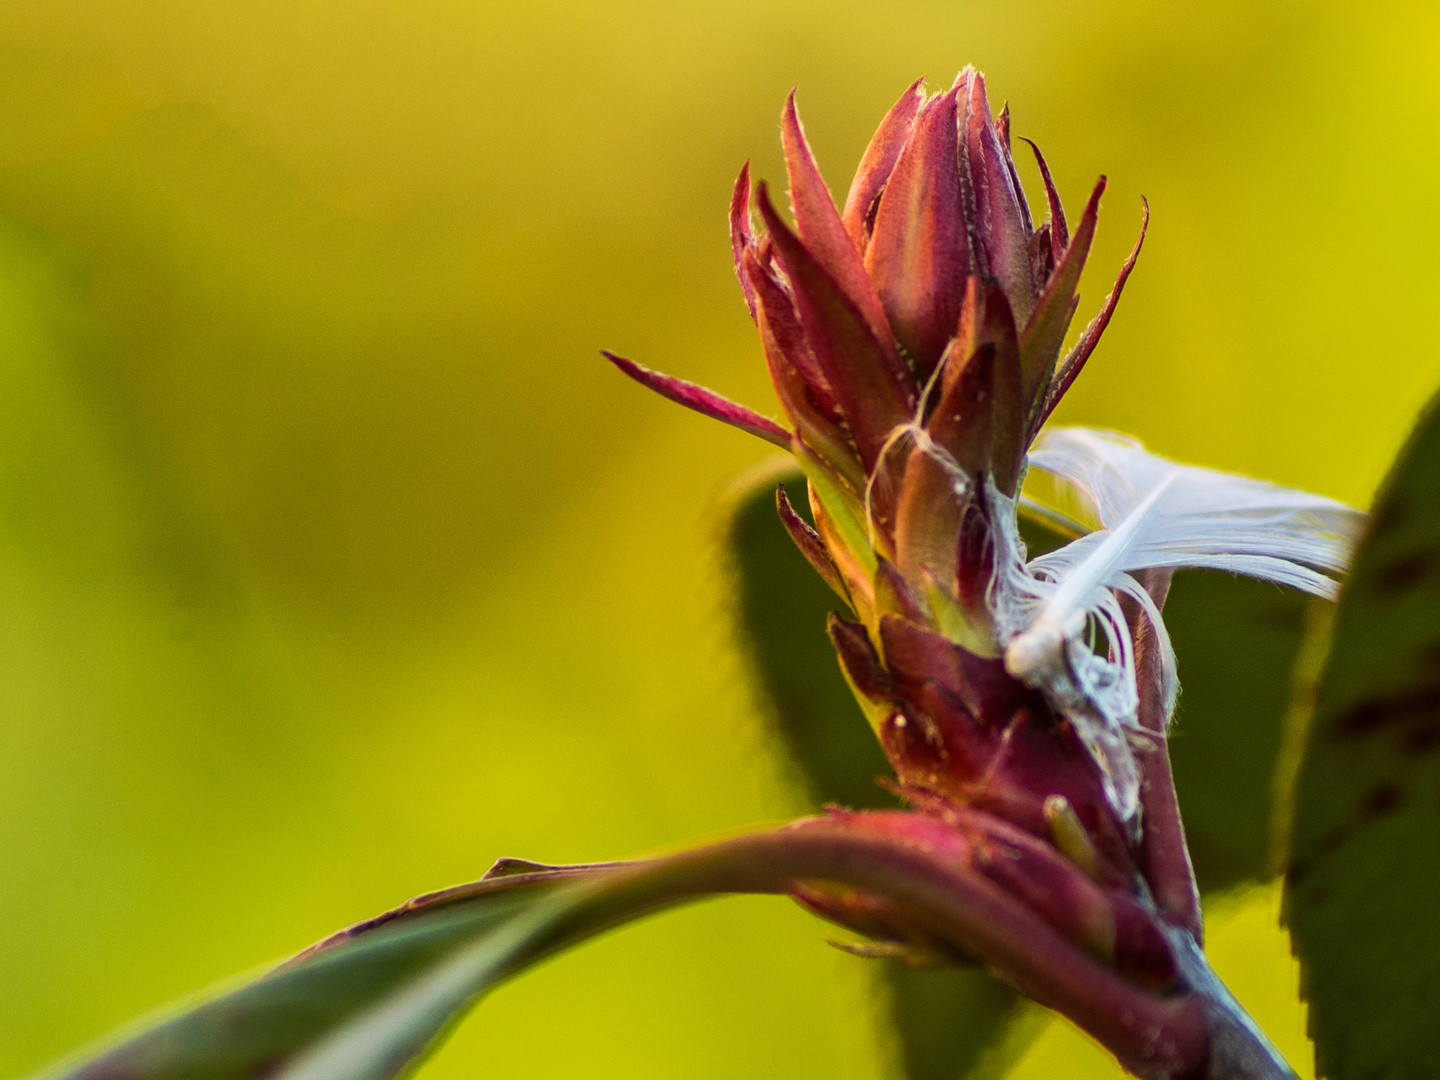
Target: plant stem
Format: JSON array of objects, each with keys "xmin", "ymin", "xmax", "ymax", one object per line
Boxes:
[
  {"xmin": 1167, "ymin": 928, "xmax": 1300, "ymax": 1080},
  {"xmin": 311, "ymin": 820, "xmax": 1300, "ymax": 1080}
]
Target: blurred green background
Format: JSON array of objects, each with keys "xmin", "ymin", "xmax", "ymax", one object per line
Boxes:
[{"xmin": 0, "ymin": 1, "xmax": 1436, "ymax": 1077}]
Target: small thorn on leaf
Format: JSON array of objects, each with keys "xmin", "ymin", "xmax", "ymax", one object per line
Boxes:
[
  {"xmin": 827, "ymin": 939, "xmax": 950, "ymax": 968},
  {"xmin": 482, "ymin": 858, "xmax": 555, "ymax": 880}
]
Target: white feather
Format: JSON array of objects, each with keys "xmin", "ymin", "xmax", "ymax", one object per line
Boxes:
[
  {"xmin": 1025, "ymin": 428, "xmax": 1361, "ymax": 584},
  {"xmin": 996, "ymin": 427, "xmax": 1365, "ymax": 821}
]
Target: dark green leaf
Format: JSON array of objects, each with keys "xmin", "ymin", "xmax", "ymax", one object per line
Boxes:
[
  {"xmin": 37, "ymin": 819, "xmax": 1126, "ymax": 1080},
  {"xmin": 883, "ymin": 966, "xmax": 1043, "ymax": 1080},
  {"xmin": 38, "ymin": 851, "xmax": 786, "ymax": 1080},
  {"xmin": 1163, "ymin": 573, "xmax": 1307, "ymax": 892},
  {"xmin": 34, "ymin": 869, "xmax": 587, "ymax": 1080},
  {"xmin": 1282, "ymin": 390, "xmax": 1440, "ymax": 1080},
  {"xmin": 726, "ymin": 465, "xmax": 895, "ymax": 813},
  {"xmin": 39, "ymin": 829, "xmax": 932, "ymax": 1080}
]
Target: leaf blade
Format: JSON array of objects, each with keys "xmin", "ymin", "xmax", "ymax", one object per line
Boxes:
[
  {"xmin": 35, "ymin": 876, "xmax": 567, "ymax": 1080},
  {"xmin": 1282, "ymin": 387, "xmax": 1440, "ymax": 1080}
]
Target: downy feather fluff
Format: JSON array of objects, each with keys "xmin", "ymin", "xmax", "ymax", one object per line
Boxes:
[{"xmin": 997, "ymin": 427, "xmax": 1365, "ymax": 820}]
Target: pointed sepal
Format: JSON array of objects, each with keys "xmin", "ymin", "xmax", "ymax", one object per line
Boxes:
[
  {"xmin": 892, "ymin": 338, "xmax": 994, "ymax": 605},
  {"xmin": 603, "ymin": 351, "xmax": 790, "ymax": 447},
  {"xmin": 781, "ymin": 92, "xmax": 897, "ymax": 353},
  {"xmin": 1020, "ymin": 137, "xmax": 1068, "ymax": 265},
  {"xmin": 757, "ymin": 183, "xmax": 917, "ymax": 470},
  {"xmin": 926, "ymin": 337, "xmax": 995, "ymax": 477},
  {"xmin": 978, "ymin": 286, "xmax": 1026, "ymax": 496},
  {"xmin": 730, "ymin": 162, "xmax": 760, "ymax": 322},
  {"xmin": 865, "ymin": 86, "xmax": 969, "ymax": 375},
  {"xmin": 841, "ymin": 78, "xmax": 926, "ymax": 248},
  {"xmin": 1019, "ymin": 176, "xmax": 1105, "ymax": 417},
  {"xmin": 828, "ymin": 611, "xmax": 894, "ymax": 729},
  {"xmin": 776, "ymin": 483, "xmax": 850, "ymax": 604},
  {"xmin": 960, "ymin": 71, "xmax": 1036, "ymax": 324},
  {"xmin": 742, "ymin": 248, "xmax": 861, "ymax": 484},
  {"xmin": 1033, "ymin": 199, "xmax": 1148, "ymax": 435}
]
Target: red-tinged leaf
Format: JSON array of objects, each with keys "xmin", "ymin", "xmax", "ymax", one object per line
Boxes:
[
  {"xmin": 1018, "ymin": 176, "xmax": 1105, "ymax": 416},
  {"xmin": 875, "ymin": 555, "xmax": 926, "ymax": 622},
  {"xmin": 962, "ymin": 71, "xmax": 1037, "ymax": 324},
  {"xmin": 742, "ymin": 247, "xmax": 836, "ymax": 408},
  {"xmin": 841, "ymin": 78, "xmax": 926, "ymax": 248},
  {"xmin": 1032, "ymin": 198, "xmax": 1148, "ymax": 438},
  {"xmin": 743, "ymin": 250, "xmax": 863, "ymax": 486},
  {"xmin": 781, "ymin": 92, "xmax": 898, "ymax": 354},
  {"xmin": 960, "ymin": 284, "xmax": 1025, "ymax": 496},
  {"xmin": 893, "ymin": 445, "xmax": 965, "ymax": 601},
  {"xmin": 730, "ymin": 162, "xmax": 759, "ymax": 321},
  {"xmin": 878, "ymin": 614, "xmax": 1027, "ymax": 725},
  {"xmin": 776, "ymin": 483, "xmax": 849, "ymax": 603},
  {"xmin": 1029, "ymin": 222, "xmax": 1055, "ymax": 289},
  {"xmin": 892, "ymin": 341, "xmax": 993, "ymax": 591},
  {"xmin": 602, "ymin": 351, "xmax": 790, "ymax": 448},
  {"xmin": 757, "ymin": 183, "xmax": 917, "ymax": 470},
  {"xmin": 864, "ymin": 87, "xmax": 970, "ymax": 376},
  {"xmin": 1020, "ymin": 137, "xmax": 1068, "ymax": 263},
  {"xmin": 995, "ymin": 104, "xmax": 1035, "ymax": 235},
  {"xmin": 828, "ymin": 611, "xmax": 893, "ymax": 703},
  {"xmin": 927, "ymin": 339, "xmax": 995, "ymax": 477}
]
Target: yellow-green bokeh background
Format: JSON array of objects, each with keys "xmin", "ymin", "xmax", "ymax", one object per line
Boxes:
[{"xmin": 1, "ymin": 1, "xmax": 1436, "ymax": 1077}]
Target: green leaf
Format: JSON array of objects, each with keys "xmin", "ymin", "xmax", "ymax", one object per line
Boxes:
[
  {"xmin": 882, "ymin": 966, "xmax": 1045, "ymax": 1080},
  {"xmin": 725, "ymin": 464, "xmax": 894, "ymax": 813},
  {"xmin": 35, "ymin": 867, "xmax": 588, "ymax": 1080},
  {"xmin": 41, "ymin": 848, "xmax": 822, "ymax": 1080},
  {"xmin": 1281, "ymin": 390, "xmax": 1440, "ymax": 1080},
  {"xmin": 37, "ymin": 828, "xmax": 956, "ymax": 1080},
  {"xmin": 37, "ymin": 819, "xmax": 1137, "ymax": 1080},
  {"xmin": 1162, "ymin": 572, "xmax": 1307, "ymax": 892}
]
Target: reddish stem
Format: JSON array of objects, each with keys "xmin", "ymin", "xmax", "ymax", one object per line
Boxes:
[
  {"xmin": 309, "ymin": 815, "xmax": 1295, "ymax": 1079},
  {"xmin": 1125, "ymin": 569, "xmax": 1204, "ymax": 942}
]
